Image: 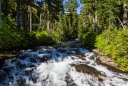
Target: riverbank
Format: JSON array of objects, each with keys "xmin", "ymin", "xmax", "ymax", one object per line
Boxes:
[{"xmin": 92, "ymin": 49, "xmax": 125, "ymax": 73}]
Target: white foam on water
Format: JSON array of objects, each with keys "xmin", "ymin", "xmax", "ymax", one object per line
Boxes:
[
  {"xmin": 1, "ymin": 46, "xmax": 128, "ymax": 86},
  {"xmin": 26, "ymin": 57, "xmax": 73, "ymax": 86}
]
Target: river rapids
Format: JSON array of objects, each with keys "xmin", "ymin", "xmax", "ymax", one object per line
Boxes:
[{"xmin": 0, "ymin": 40, "xmax": 128, "ymax": 86}]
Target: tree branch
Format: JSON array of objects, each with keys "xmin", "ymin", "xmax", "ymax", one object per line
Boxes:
[{"xmin": 117, "ymin": 17, "xmax": 124, "ymax": 28}]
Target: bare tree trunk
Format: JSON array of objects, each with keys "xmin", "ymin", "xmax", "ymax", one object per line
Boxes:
[
  {"xmin": 123, "ymin": 3, "xmax": 127, "ymax": 29},
  {"xmin": 30, "ymin": 6, "xmax": 32, "ymax": 32},
  {"xmin": 28, "ymin": 6, "xmax": 32, "ymax": 32},
  {"xmin": 94, "ymin": 0, "xmax": 98, "ymax": 32},
  {"xmin": 39, "ymin": 12, "xmax": 42, "ymax": 31},
  {"xmin": 16, "ymin": 1, "xmax": 20, "ymax": 30},
  {"xmin": 46, "ymin": 10, "xmax": 50, "ymax": 31},
  {"xmin": 0, "ymin": 0, "xmax": 2, "ymax": 20}
]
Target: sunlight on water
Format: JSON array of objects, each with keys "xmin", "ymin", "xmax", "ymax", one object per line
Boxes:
[{"xmin": 0, "ymin": 44, "xmax": 128, "ymax": 86}]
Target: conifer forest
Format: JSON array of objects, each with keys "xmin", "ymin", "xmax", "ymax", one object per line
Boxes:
[{"xmin": 0, "ymin": 0, "xmax": 128, "ymax": 86}]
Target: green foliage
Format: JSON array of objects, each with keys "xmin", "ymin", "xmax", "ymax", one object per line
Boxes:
[
  {"xmin": 0, "ymin": 20, "xmax": 26, "ymax": 51},
  {"xmin": 79, "ymin": 31, "xmax": 97, "ymax": 47},
  {"xmin": 28, "ymin": 30, "xmax": 62, "ymax": 46},
  {"xmin": 95, "ymin": 28, "xmax": 128, "ymax": 72},
  {"xmin": 28, "ymin": 31, "xmax": 54, "ymax": 46},
  {"xmin": 64, "ymin": 0, "xmax": 79, "ymax": 12},
  {"xmin": 32, "ymin": 23, "xmax": 38, "ymax": 31},
  {"xmin": 61, "ymin": 12, "xmax": 78, "ymax": 41},
  {"xmin": 49, "ymin": 29, "xmax": 63, "ymax": 43}
]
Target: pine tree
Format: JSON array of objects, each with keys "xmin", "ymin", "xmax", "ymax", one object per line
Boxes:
[{"xmin": 62, "ymin": 0, "xmax": 79, "ymax": 40}]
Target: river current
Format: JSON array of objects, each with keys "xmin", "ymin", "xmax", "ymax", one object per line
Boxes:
[{"xmin": 0, "ymin": 40, "xmax": 128, "ymax": 86}]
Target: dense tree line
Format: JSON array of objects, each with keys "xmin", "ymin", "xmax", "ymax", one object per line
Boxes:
[
  {"xmin": 79, "ymin": 0, "xmax": 128, "ymax": 72},
  {"xmin": 0, "ymin": 0, "xmax": 128, "ymax": 71}
]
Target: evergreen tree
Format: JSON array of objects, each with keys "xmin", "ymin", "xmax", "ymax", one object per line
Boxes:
[{"xmin": 62, "ymin": 0, "xmax": 79, "ymax": 40}]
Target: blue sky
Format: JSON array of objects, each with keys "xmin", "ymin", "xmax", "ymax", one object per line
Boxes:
[
  {"xmin": 76, "ymin": 0, "xmax": 82, "ymax": 14},
  {"xmin": 63, "ymin": 0, "xmax": 82, "ymax": 14},
  {"xmin": 36, "ymin": 0, "xmax": 82, "ymax": 14}
]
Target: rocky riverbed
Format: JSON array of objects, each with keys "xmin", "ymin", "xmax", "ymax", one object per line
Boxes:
[{"xmin": 0, "ymin": 39, "xmax": 128, "ymax": 86}]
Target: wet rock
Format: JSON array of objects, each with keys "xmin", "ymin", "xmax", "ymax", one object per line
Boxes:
[
  {"xmin": 57, "ymin": 48, "xmax": 67, "ymax": 53},
  {"xmin": 93, "ymin": 49, "xmax": 123, "ymax": 73},
  {"xmin": 17, "ymin": 77, "xmax": 26, "ymax": 86},
  {"xmin": 74, "ymin": 49, "xmax": 81, "ymax": 54},
  {"xmin": 65, "ymin": 73, "xmax": 77, "ymax": 86},
  {"xmin": 19, "ymin": 54, "xmax": 28, "ymax": 60},
  {"xmin": 30, "ymin": 57, "xmax": 38, "ymax": 63},
  {"xmin": 76, "ymin": 54, "xmax": 86, "ymax": 60},
  {"xmin": 0, "ymin": 70, "xmax": 6, "ymax": 81},
  {"xmin": 32, "ymin": 46, "xmax": 43, "ymax": 51},
  {"xmin": 89, "ymin": 55, "xmax": 96, "ymax": 60},
  {"xmin": 70, "ymin": 64, "xmax": 104, "ymax": 81}
]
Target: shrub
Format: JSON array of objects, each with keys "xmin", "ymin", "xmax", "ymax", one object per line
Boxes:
[
  {"xmin": 0, "ymin": 21, "xmax": 26, "ymax": 51},
  {"xmin": 78, "ymin": 31, "xmax": 97, "ymax": 47},
  {"xmin": 28, "ymin": 29, "xmax": 62, "ymax": 46},
  {"xmin": 95, "ymin": 28, "xmax": 128, "ymax": 72}
]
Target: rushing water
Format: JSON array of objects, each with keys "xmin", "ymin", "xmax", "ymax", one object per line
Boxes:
[{"xmin": 0, "ymin": 41, "xmax": 128, "ymax": 86}]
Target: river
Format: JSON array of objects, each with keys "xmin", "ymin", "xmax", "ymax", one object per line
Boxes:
[{"xmin": 0, "ymin": 40, "xmax": 128, "ymax": 86}]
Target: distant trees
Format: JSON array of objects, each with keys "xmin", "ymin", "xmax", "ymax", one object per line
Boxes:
[
  {"xmin": 62, "ymin": 0, "xmax": 79, "ymax": 40},
  {"xmin": 0, "ymin": 0, "xmax": 63, "ymax": 31},
  {"xmin": 79, "ymin": 0, "xmax": 128, "ymax": 31}
]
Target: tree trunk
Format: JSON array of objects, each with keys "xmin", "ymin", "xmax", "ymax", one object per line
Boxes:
[
  {"xmin": 21, "ymin": 9, "xmax": 25, "ymax": 29},
  {"xmin": 39, "ymin": 12, "xmax": 42, "ymax": 31},
  {"xmin": 94, "ymin": 0, "xmax": 98, "ymax": 32},
  {"xmin": 16, "ymin": 1, "xmax": 20, "ymax": 30},
  {"xmin": 30, "ymin": 6, "xmax": 32, "ymax": 32},
  {"xmin": 123, "ymin": 3, "xmax": 127, "ymax": 29},
  {"xmin": 0, "ymin": 0, "xmax": 2, "ymax": 20},
  {"xmin": 28, "ymin": 6, "xmax": 32, "ymax": 32},
  {"xmin": 46, "ymin": 10, "xmax": 50, "ymax": 31}
]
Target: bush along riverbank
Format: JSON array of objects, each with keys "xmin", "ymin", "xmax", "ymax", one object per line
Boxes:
[
  {"xmin": 95, "ymin": 29, "xmax": 128, "ymax": 72},
  {"xmin": 79, "ymin": 28, "xmax": 128, "ymax": 72}
]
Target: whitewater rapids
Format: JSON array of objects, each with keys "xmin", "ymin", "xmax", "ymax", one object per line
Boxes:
[{"xmin": 0, "ymin": 41, "xmax": 128, "ymax": 86}]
